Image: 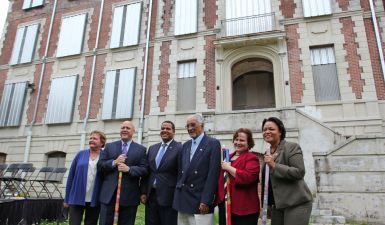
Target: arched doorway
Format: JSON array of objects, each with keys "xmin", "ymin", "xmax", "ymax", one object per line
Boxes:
[{"xmin": 232, "ymin": 58, "xmax": 275, "ymax": 110}]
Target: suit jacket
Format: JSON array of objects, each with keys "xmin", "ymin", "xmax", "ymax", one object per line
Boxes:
[
  {"xmin": 216, "ymin": 151, "xmax": 260, "ymax": 216},
  {"xmin": 173, "ymin": 134, "xmax": 221, "ymax": 214},
  {"xmin": 97, "ymin": 140, "xmax": 148, "ymax": 206},
  {"xmin": 141, "ymin": 140, "xmax": 182, "ymax": 206},
  {"xmin": 262, "ymin": 140, "xmax": 312, "ymax": 209}
]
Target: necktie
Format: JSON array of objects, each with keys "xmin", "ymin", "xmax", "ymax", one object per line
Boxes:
[
  {"xmin": 155, "ymin": 143, "xmax": 167, "ymax": 168},
  {"xmin": 122, "ymin": 142, "xmax": 128, "ymax": 155},
  {"xmin": 190, "ymin": 140, "xmax": 197, "ymax": 161}
]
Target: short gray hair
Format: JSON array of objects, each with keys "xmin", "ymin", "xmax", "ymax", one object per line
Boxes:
[{"xmin": 192, "ymin": 113, "xmax": 204, "ymax": 125}]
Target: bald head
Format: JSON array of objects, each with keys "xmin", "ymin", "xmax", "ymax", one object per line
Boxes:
[{"xmin": 120, "ymin": 121, "xmax": 135, "ymax": 142}]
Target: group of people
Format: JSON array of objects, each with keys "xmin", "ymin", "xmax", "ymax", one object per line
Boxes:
[{"xmin": 64, "ymin": 114, "xmax": 313, "ymax": 225}]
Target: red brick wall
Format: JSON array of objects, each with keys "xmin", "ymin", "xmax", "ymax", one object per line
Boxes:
[
  {"xmin": 144, "ymin": 47, "xmax": 154, "ymax": 115},
  {"xmin": 204, "ymin": 35, "xmax": 216, "ymax": 109},
  {"xmin": 337, "ymin": 0, "xmax": 350, "ymax": 11},
  {"xmin": 162, "ymin": 0, "xmax": 172, "ymax": 35},
  {"xmin": 147, "ymin": 0, "xmax": 158, "ymax": 41},
  {"xmin": 0, "ymin": 1, "xmax": 53, "ymax": 64},
  {"xmin": 364, "ymin": 18, "xmax": 385, "ymax": 100},
  {"xmin": 0, "ymin": 70, "xmax": 7, "ymax": 100},
  {"xmin": 158, "ymin": 41, "xmax": 171, "ymax": 112},
  {"xmin": 340, "ymin": 17, "xmax": 364, "ymax": 99},
  {"xmin": 280, "ymin": 0, "xmax": 296, "ymax": 19},
  {"xmin": 286, "ymin": 24, "xmax": 303, "ymax": 103},
  {"xmin": 79, "ymin": 54, "xmax": 107, "ymax": 120},
  {"xmin": 203, "ymin": 0, "xmax": 217, "ymax": 29},
  {"xmin": 26, "ymin": 62, "xmax": 53, "ymax": 123},
  {"xmin": 360, "ymin": 0, "xmax": 370, "ymax": 11},
  {"xmin": 87, "ymin": 0, "xmax": 113, "ymax": 49}
]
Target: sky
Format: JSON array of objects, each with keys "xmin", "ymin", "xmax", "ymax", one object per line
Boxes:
[{"xmin": 0, "ymin": 1, "xmax": 10, "ymax": 39}]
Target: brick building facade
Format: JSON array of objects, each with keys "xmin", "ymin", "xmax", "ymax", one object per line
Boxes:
[{"xmin": 0, "ymin": 0, "xmax": 384, "ymax": 211}]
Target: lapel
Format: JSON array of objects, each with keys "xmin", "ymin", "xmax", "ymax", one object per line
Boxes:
[
  {"xmin": 150, "ymin": 143, "xmax": 161, "ymax": 169},
  {"xmin": 158, "ymin": 140, "xmax": 175, "ymax": 170},
  {"xmin": 275, "ymin": 140, "xmax": 286, "ymax": 164},
  {"xmin": 114, "ymin": 141, "xmax": 123, "ymax": 157},
  {"xmin": 182, "ymin": 140, "xmax": 192, "ymax": 171},
  {"xmin": 186, "ymin": 135, "xmax": 207, "ymax": 172}
]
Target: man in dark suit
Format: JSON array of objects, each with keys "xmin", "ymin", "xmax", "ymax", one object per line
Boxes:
[
  {"xmin": 140, "ymin": 120, "xmax": 182, "ymax": 225},
  {"xmin": 98, "ymin": 121, "xmax": 148, "ymax": 225},
  {"xmin": 173, "ymin": 114, "xmax": 221, "ymax": 225}
]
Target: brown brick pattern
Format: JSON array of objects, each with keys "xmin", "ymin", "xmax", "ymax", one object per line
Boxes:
[
  {"xmin": 203, "ymin": 0, "xmax": 217, "ymax": 29},
  {"xmin": 162, "ymin": 0, "xmax": 172, "ymax": 35},
  {"xmin": 364, "ymin": 18, "xmax": 385, "ymax": 100},
  {"xmin": 146, "ymin": 0, "xmax": 158, "ymax": 41},
  {"xmin": 337, "ymin": 0, "xmax": 350, "ymax": 11},
  {"xmin": 286, "ymin": 24, "xmax": 303, "ymax": 103},
  {"xmin": 158, "ymin": 41, "xmax": 171, "ymax": 112},
  {"xmin": 204, "ymin": 35, "xmax": 216, "ymax": 109},
  {"xmin": 27, "ymin": 62, "xmax": 53, "ymax": 123},
  {"xmin": 79, "ymin": 54, "xmax": 107, "ymax": 120},
  {"xmin": 0, "ymin": 70, "xmax": 7, "ymax": 100},
  {"xmin": 360, "ymin": 0, "xmax": 370, "ymax": 11},
  {"xmin": 139, "ymin": 46, "xmax": 154, "ymax": 115},
  {"xmin": 340, "ymin": 17, "xmax": 365, "ymax": 99},
  {"xmin": 280, "ymin": 0, "xmax": 296, "ymax": 19}
]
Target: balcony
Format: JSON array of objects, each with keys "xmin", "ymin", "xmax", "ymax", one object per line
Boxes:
[
  {"xmin": 221, "ymin": 13, "xmax": 276, "ymax": 37},
  {"xmin": 216, "ymin": 12, "xmax": 284, "ymax": 48}
]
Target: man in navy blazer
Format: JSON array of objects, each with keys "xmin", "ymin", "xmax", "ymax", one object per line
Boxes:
[
  {"xmin": 173, "ymin": 114, "xmax": 221, "ymax": 225},
  {"xmin": 98, "ymin": 121, "xmax": 148, "ymax": 225},
  {"xmin": 140, "ymin": 120, "xmax": 182, "ymax": 225}
]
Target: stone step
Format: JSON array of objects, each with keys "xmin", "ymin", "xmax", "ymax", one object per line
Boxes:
[{"xmin": 311, "ymin": 215, "xmax": 346, "ymax": 224}]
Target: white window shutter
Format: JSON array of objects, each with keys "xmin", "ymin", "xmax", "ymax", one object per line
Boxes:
[
  {"xmin": 57, "ymin": 13, "xmax": 87, "ymax": 57},
  {"xmin": 0, "ymin": 82, "xmax": 28, "ymax": 126},
  {"xmin": 302, "ymin": 0, "xmax": 331, "ymax": 17},
  {"xmin": 45, "ymin": 75, "xmax": 78, "ymax": 124},
  {"xmin": 110, "ymin": 6, "xmax": 124, "ymax": 48},
  {"xmin": 20, "ymin": 24, "xmax": 39, "ymax": 64},
  {"xmin": 115, "ymin": 68, "xmax": 136, "ymax": 119},
  {"xmin": 102, "ymin": 68, "xmax": 136, "ymax": 119},
  {"xmin": 10, "ymin": 27, "xmax": 25, "ymax": 65},
  {"xmin": 178, "ymin": 61, "xmax": 196, "ymax": 78},
  {"xmin": 32, "ymin": 0, "xmax": 44, "ymax": 7},
  {"xmin": 22, "ymin": 0, "xmax": 32, "ymax": 9},
  {"xmin": 101, "ymin": 71, "xmax": 117, "ymax": 119},
  {"xmin": 123, "ymin": 2, "xmax": 142, "ymax": 46},
  {"xmin": 175, "ymin": 0, "xmax": 197, "ymax": 35}
]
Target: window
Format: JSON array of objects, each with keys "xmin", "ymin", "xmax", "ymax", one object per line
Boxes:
[
  {"xmin": 174, "ymin": 0, "xmax": 197, "ymax": 35},
  {"xmin": 310, "ymin": 46, "xmax": 340, "ymax": 102},
  {"xmin": 110, "ymin": 2, "xmax": 142, "ymax": 48},
  {"xmin": 102, "ymin": 68, "xmax": 136, "ymax": 119},
  {"xmin": 0, "ymin": 153, "xmax": 6, "ymax": 163},
  {"xmin": 45, "ymin": 75, "xmax": 78, "ymax": 124},
  {"xmin": 177, "ymin": 61, "xmax": 196, "ymax": 111},
  {"xmin": 0, "ymin": 82, "xmax": 28, "ymax": 127},
  {"xmin": 302, "ymin": 0, "xmax": 332, "ymax": 17},
  {"xmin": 10, "ymin": 24, "xmax": 39, "ymax": 65},
  {"xmin": 225, "ymin": 0, "xmax": 273, "ymax": 36},
  {"xmin": 56, "ymin": 13, "xmax": 87, "ymax": 57},
  {"xmin": 23, "ymin": 0, "xmax": 44, "ymax": 9},
  {"xmin": 47, "ymin": 152, "xmax": 66, "ymax": 168}
]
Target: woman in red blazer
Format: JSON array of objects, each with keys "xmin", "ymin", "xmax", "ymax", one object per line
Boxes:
[{"xmin": 217, "ymin": 128, "xmax": 260, "ymax": 225}]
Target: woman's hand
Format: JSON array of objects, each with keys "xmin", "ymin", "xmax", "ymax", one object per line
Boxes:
[
  {"xmin": 221, "ymin": 161, "xmax": 232, "ymax": 171},
  {"xmin": 264, "ymin": 154, "xmax": 276, "ymax": 169}
]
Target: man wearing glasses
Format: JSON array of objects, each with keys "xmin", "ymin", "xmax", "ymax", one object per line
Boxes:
[{"xmin": 173, "ymin": 114, "xmax": 221, "ymax": 225}]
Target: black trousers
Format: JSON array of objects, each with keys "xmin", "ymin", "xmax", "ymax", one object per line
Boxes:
[
  {"xmin": 99, "ymin": 202, "xmax": 138, "ymax": 225},
  {"xmin": 145, "ymin": 188, "xmax": 177, "ymax": 225},
  {"xmin": 231, "ymin": 212, "xmax": 259, "ymax": 225},
  {"xmin": 69, "ymin": 202, "xmax": 100, "ymax": 225}
]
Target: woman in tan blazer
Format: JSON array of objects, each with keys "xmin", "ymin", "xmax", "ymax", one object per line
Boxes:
[{"xmin": 262, "ymin": 117, "xmax": 313, "ymax": 225}]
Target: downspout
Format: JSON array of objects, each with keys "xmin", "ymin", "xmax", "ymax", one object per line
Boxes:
[
  {"xmin": 138, "ymin": 0, "xmax": 154, "ymax": 144},
  {"xmin": 80, "ymin": 0, "xmax": 105, "ymax": 149},
  {"xmin": 23, "ymin": 0, "xmax": 58, "ymax": 163},
  {"xmin": 369, "ymin": 0, "xmax": 385, "ymax": 80}
]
